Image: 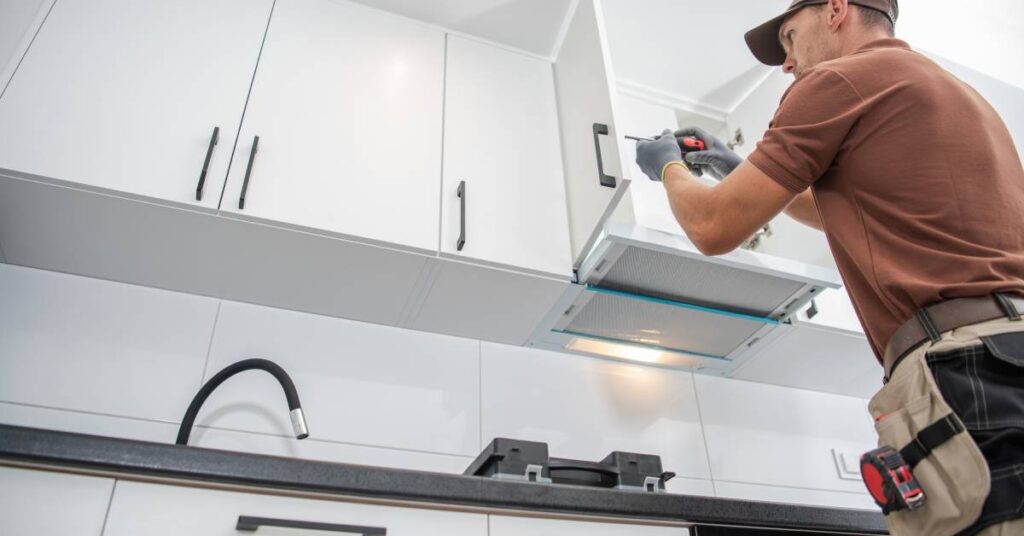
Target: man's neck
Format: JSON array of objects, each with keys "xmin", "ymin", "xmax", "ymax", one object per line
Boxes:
[{"xmin": 838, "ymin": 31, "xmax": 895, "ymax": 57}]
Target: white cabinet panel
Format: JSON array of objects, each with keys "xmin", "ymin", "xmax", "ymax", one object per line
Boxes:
[
  {"xmin": 410, "ymin": 260, "xmax": 570, "ymax": 345},
  {"xmin": 441, "ymin": 35, "xmax": 571, "ymax": 277},
  {"xmin": 0, "ymin": 467, "xmax": 114, "ymax": 536},
  {"xmin": 714, "ymin": 481, "xmax": 875, "ymax": 511},
  {"xmin": 0, "ymin": 0, "xmax": 273, "ymax": 209},
  {"xmin": 0, "ymin": 0, "xmax": 51, "ymax": 91},
  {"xmin": 731, "ymin": 322, "xmax": 880, "ymax": 399},
  {"xmin": 555, "ymin": 0, "xmax": 634, "ymax": 262},
  {"xmin": 481, "ymin": 343, "xmax": 712, "ymax": 486},
  {"xmin": 220, "ymin": 0, "xmax": 444, "ymax": 253},
  {"xmin": 694, "ymin": 375, "xmax": 876, "ymax": 494},
  {"xmin": 0, "ymin": 265, "xmax": 218, "ymax": 423},
  {"xmin": 104, "ymin": 481, "xmax": 487, "ymax": 536},
  {"xmin": 489, "ymin": 515, "xmax": 688, "ymax": 535},
  {"xmin": 198, "ymin": 300, "xmax": 481, "ymax": 457}
]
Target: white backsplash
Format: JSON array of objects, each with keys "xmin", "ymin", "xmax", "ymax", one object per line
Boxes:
[{"xmin": 0, "ymin": 263, "xmax": 877, "ymax": 509}]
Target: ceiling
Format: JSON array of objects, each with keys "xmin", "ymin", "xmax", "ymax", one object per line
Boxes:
[
  {"xmin": 348, "ymin": 0, "xmax": 574, "ymax": 57},
  {"xmin": 601, "ymin": 0, "xmax": 1024, "ymax": 114}
]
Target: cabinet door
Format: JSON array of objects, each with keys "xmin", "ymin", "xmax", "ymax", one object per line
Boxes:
[
  {"xmin": 219, "ymin": 0, "xmax": 445, "ymax": 253},
  {"xmin": 0, "ymin": 0, "xmax": 273, "ymax": 209},
  {"xmin": 104, "ymin": 481, "xmax": 487, "ymax": 536},
  {"xmin": 0, "ymin": 467, "xmax": 114, "ymax": 536},
  {"xmin": 441, "ymin": 36, "xmax": 571, "ymax": 278},
  {"xmin": 489, "ymin": 515, "xmax": 689, "ymax": 535},
  {"xmin": 554, "ymin": 0, "xmax": 633, "ymax": 265}
]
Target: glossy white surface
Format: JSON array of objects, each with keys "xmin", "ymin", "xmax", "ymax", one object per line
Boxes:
[
  {"xmin": 554, "ymin": 0, "xmax": 634, "ymax": 262},
  {"xmin": 796, "ymin": 287, "xmax": 864, "ymax": 334},
  {"xmin": 0, "ymin": 0, "xmax": 272, "ymax": 209},
  {"xmin": 219, "ymin": 0, "xmax": 444, "ymax": 253},
  {"xmin": 731, "ymin": 323, "xmax": 880, "ymax": 399},
  {"xmin": 695, "ymin": 374, "xmax": 876, "ymax": 494},
  {"xmin": 104, "ymin": 481, "xmax": 488, "ymax": 536},
  {"xmin": 0, "ymin": 401, "xmax": 474, "ymax": 474},
  {"xmin": 0, "ymin": 467, "xmax": 114, "ymax": 536},
  {"xmin": 0, "ymin": 265, "xmax": 218, "ymax": 422},
  {"xmin": 410, "ymin": 259, "xmax": 570, "ymax": 345},
  {"xmin": 603, "ymin": 0, "xmax": 785, "ymax": 113},
  {"xmin": 489, "ymin": 515, "xmax": 689, "ymax": 535},
  {"xmin": 0, "ymin": 0, "xmax": 51, "ymax": 91},
  {"xmin": 481, "ymin": 342, "xmax": 713, "ymax": 487},
  {"xmin": 348, "ymin": 0, "xmax": 574, "ymax": 57},
  {"xmin": 199, "ymin": 300, "xmax": 481, "ymax": 457},
  {"xmin": 714, "ymin": 481, "xmax": 875, "ymax": 510},
  {"xmin": 441, "ymin": 35, "xmax": 571, "ymax": 277}
]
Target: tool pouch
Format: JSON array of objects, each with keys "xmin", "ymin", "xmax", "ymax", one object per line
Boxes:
[{"xmin": 867, "ymin": 349, "xmax": 990, "ymax": 536}]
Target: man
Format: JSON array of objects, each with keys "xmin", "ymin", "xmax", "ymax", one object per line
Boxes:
[{"xmin": 634, "ymin": 1, "xmax": 1024, "ymax": 535}]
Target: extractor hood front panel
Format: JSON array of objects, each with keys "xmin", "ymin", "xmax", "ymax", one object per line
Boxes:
[
  {"xmin": 585, "ymin": 244, "xmax": 807, "ymax": 317},
  {"xmin": 556, "ymin": 287, "xmax": 775, "ymax": 358}
]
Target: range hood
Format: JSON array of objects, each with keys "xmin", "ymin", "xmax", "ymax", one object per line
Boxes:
[{"xmin": 528, "ymin": 222, "xmax": 842, "ymax": 373}]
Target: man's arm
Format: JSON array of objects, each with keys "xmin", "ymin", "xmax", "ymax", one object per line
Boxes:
[
  {"xmin": 662, "ymin": 161, "xmax": 799, "ymax": 255},
  {"xmin": 784, "ymin": 190, "xmax": 823, "ymax": 230}
]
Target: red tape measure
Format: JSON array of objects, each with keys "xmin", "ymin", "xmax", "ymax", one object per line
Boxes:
[{"xmin": 860, "ymin": 447, "xmax": 926, "ymax": 514}]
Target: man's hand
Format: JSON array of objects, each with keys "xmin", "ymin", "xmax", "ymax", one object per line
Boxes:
[
  {"xmin": 675, "ymin": 126, "xmax": 743, "ymax": 180},
  {"xmin": 635, "ymin": 129, "xmax": 687, "ymax": 182}
]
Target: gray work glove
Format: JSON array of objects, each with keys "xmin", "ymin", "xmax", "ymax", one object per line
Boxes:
[
  {"xmin": 635, "ymin": 129, "xmax": 685, "ymax": 182},
  {"xmin": 674, "ymin": 126, "xmax": 743, "ymax": 180}
]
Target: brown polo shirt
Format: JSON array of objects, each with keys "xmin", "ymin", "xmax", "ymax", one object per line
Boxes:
[{"xmin": 748, "ymin": 38, "xmax": 1024, "ymax": 360}]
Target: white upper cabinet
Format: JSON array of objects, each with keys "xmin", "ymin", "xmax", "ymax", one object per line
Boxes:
[
  {"xmin": 554, "ymin": 0, "xmax": 634, "ymax": 265},
  {"xmin": 219, "ymin": 0, "xmax": 445, "ymax": 254},
  {"xmin": 0, "ymin": 0, "xmax": 273, "ymax": 210},
  {"xmin": 441, "ymin": 36, "xmax": 571, "ymax": 277}
]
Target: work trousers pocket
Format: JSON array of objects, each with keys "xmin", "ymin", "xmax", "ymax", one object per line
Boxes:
[
  {"xmin": 869, "ymin": 349, "xmax": 991, "ymax": 536},
  {"xmin": 926, "ymin": 333, "xmax": 1024, "ymax": 534}
]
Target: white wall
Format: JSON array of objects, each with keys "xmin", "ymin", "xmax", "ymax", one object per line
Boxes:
[
  {"xmin": 0, "ymin": 0, "xmax": 51, "ymax": 94},
  {"xmin": 0, "ymin": 264, "xmax": 877, "ymax": 509}
]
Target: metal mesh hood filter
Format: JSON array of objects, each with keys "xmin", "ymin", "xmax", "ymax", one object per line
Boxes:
[
  {"xmin": 587, "ymin": 246, "xmax": 806, "ymax": 317},
  {"xmin": 561, "ymin": 290, "xmax": 771, "ymax": 358}
]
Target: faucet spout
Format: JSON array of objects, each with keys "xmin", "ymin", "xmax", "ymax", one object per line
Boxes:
[{"xmin": 176, "ymin": 358, "xmax": 308, "ymax": 446}]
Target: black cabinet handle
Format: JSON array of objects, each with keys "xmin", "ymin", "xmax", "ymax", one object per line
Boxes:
[
  {"xmin": 456, "ymin": 180, "xmax": 466, "ymax": 251},
  {"xmin": 592, "ymin": 123, "xmax": 616, "ymax": 188},
  {"xmin": 236, "ymin": 516, "xmax": 386, "ymax": 534},
  {"xmin": 195, "ymin": 126, "xmax": 220, "ymax": 201},
  {"xmin": 238, "ymin": 136, "xmax": 259, "ymax": 210}
]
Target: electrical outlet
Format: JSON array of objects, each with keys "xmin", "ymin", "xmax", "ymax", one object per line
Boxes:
[{"xmin": 832, "ymin": 448, "xmax": 863, "ymax": 481}]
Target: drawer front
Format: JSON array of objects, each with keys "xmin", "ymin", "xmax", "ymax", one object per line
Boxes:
[
  {"xmin": 0, "ymin": 466, "xmax": 114, "ymax": 536},
  {"xmin": 103, "ymin": 481, "xmax": 487, "ymax": 536}
]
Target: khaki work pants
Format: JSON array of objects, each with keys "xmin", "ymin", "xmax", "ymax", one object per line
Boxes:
[{"xmin": 869, "ymin": 317, "xmax": 1024, "ymax": 536}]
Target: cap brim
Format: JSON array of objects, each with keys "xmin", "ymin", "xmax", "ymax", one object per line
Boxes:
[{"xmin": 744, "ymin": 12, "xmax": 789, "ymax": 66}]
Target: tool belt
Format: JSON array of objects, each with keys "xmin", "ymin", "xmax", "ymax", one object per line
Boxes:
[
  {"xmin": 860, "ymin": 414, "xmax": 964, "ymax": 514},
  {"xmin": 883, "ymin": 293, "xmax": 1024, "ymax": 380}
]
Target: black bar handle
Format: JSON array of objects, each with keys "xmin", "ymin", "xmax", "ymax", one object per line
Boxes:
[
  {"xmin": 239, "ymin": 135, "xmax": 259, "ymax": 210},
  {"xmin": 456, "ymin": 180, "xmax": 466, "ymax": 251},
  {"xmin": 592, "ymin": 123, "xmax": 616, "ymax": 188},
  {"xmin": 237, "ymin": 516, "xmax": 386, "ymax": 534},
  {"xmin": 196, "ymin": 126, "xmax": 220, "ymax": 201}
]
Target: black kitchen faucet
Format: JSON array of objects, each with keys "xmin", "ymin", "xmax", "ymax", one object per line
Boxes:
[{"xmin": 175, "ymin": 358, "xmax": 308, "ymax": 446}]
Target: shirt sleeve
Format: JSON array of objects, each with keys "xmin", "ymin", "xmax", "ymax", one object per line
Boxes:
[{"xmin": 747, "ymin": 68, "xmax": 866, "ymax": 193}]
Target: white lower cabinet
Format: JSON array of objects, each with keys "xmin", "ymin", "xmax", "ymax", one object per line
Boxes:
[
  {"xmin": 488, "ymin": 515, "xmax": 689, "ymax": 535},
  {"xmin": 103, "ymin": 481, "xmax": 487, "ymax": 536},
  {"xmin": 0, "ymin": 466, "xmax": 114, "ymax": 536}
]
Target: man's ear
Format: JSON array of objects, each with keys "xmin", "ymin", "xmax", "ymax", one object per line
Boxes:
[{"xmin": 825, "ymin": 0, "xmax": 850, "ymax": 32}]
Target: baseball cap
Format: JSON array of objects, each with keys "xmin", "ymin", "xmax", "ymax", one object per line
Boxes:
[{"xmin": 744, "ymin": 0, "xmax": 899, "ymax": 65}]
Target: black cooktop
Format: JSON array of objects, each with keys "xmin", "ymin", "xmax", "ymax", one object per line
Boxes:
[{"xmin": 465, "ymin": 438, "xmax": 676, "ymax": 493}]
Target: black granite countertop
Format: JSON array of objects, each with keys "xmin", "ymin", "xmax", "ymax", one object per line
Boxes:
[{"xmin": 0, "ymin": 425, "xmax": 886, "ymax": 534}]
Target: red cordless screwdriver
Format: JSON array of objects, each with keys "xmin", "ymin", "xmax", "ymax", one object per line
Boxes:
[{"xmin": 625, "ymin": 134, "xmax": 706, "ymax": 153}]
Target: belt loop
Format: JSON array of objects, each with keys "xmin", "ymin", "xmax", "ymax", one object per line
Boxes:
[
  {"xmin": 915, "ymin": 309, "xmax": 942, "ymax": 342},
  {"xmin": 994, "ymin": 292, "xmax": 1022, "ymax": 321}
]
